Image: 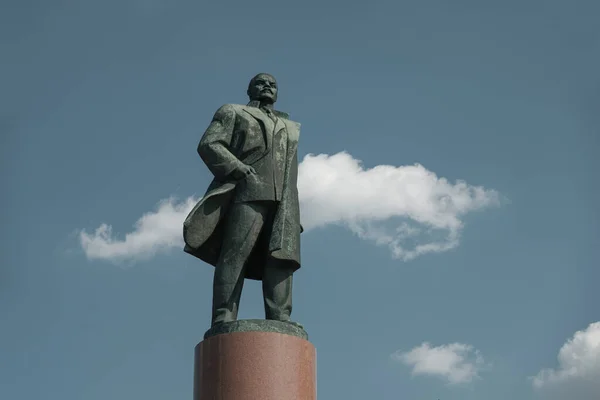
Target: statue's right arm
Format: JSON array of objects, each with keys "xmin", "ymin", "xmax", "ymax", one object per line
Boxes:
[{"xmin": 197, "ymin": 104, "xmax": 244, "ymax": 180}]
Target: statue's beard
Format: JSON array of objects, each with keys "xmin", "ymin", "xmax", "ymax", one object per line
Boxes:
[{"xmin": 260, "ymin": 94, "xmax": 276, "ymax": 103}]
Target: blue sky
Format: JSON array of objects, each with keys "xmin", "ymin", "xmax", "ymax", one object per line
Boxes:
[{"xmin": 1, "ymin": 1, "xmax": 599, "ymax": 399}]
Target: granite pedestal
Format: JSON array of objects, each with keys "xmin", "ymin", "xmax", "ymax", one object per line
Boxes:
[{"xmin": 194, "ymin": 320, "xmax": 316, "ymax": 400}]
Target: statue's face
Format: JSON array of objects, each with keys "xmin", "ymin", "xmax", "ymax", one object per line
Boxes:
[{"xmin": 248, "ymin": 74, "xmax": 278, "ymax": 104}]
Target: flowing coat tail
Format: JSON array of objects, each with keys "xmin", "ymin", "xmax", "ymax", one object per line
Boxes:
[{"xmin": 183, "ymin": 181, "xmax": 236, "ymax": 271}]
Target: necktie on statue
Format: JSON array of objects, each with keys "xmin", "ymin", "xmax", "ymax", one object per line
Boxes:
[{"xmin": 261, "ymin": 107, "xmax": 277, "ymax": 122}]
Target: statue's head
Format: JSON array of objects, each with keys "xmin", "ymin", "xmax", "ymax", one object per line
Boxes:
[{"xmin": 247, "ymin": 73, "xmax": 278, "ymax": 104}]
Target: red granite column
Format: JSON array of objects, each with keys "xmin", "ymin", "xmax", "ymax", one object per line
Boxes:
[{"xmin": 194, "ymin": 330, "xmax": 317, "ymax": 400}]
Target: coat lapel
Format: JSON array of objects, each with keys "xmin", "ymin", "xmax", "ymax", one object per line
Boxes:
[
  {"xmin": 282, "ymin": 119, "xmax": 300, "ymax": 143},
  {"xmin": 243, "ymin": 106, "xmax": 274, "ymax": 151},
  {"xmin": 273, "ymin": 116, "xmax": 286, "ymax": 138}
]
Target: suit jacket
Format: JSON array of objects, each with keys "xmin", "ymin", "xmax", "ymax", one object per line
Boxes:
[{"xmin": 182, "ymin": 103, "xmax": 302, "ymax": 280}]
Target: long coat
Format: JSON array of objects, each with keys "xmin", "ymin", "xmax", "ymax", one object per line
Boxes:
[{"xmin": 183, "ymin": 103, "xmax": 302, "ymax": 281}]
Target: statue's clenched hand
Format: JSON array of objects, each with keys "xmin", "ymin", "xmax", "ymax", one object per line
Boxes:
[{"xmin": 231, "ymin": 164, "xmax": 256, "ymax": 180}]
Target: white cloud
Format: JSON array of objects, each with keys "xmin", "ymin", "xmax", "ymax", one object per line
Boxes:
[
  {"xmin": 79, "ymin": 151, "xmax": 500, "ymax": 262},
  {"xmin": 531, "ymin": 321, "xmax": 600, "ymax": 400},
  {"xmin": 80, "ymin": 196, "xmax": 198, "ymax": 262},
  {"xmin": 298, "ymin": 152, "xmax": 499, "ymax": 260},
  {"xmin": 392, "ymin": 342, "xmax": 485, "ymax": 385}
]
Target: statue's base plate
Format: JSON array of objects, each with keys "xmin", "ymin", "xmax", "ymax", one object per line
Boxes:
[{"xmin": 203, "ymin": 319, "xmax": 308, "ymax": 340}]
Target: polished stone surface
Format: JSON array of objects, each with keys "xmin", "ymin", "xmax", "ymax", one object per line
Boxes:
[{"xmin": 194, "ymin": 330, "xmax": 316, "ymax": 400}]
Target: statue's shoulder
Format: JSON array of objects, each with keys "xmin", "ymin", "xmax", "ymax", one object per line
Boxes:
[
  {"xmin": 274, "ymin": 110, "xmax": 301, "ymax": 131},
  {"xmin": 282, "ymin": 118, "xmax": 301, "ymax": 141},
  {"xmin": 282, "ymin": 117, "xmax": 301, "ymax": 130},
  {"xmin": 273, "ymin": 110, "xmax": 290, "ymax": 119},
  {"xmin": 215, "ymin": 103, "xmax": 245, "ymax": 115}
]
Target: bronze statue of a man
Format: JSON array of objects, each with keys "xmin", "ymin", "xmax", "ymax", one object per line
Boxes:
[{"xmin": 183, "ymin": 73, "xmax": 302, "ymax": 328}]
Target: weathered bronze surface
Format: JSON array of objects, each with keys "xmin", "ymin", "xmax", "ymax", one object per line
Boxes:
[{"xmin": 183, "ymin": 73, "xmax": 303, "ymax": 328}]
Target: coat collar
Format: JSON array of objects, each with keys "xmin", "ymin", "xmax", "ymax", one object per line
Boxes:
[{"xmin": 242, "ymin": 104, "xmax": 286, "ymax": 150}]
